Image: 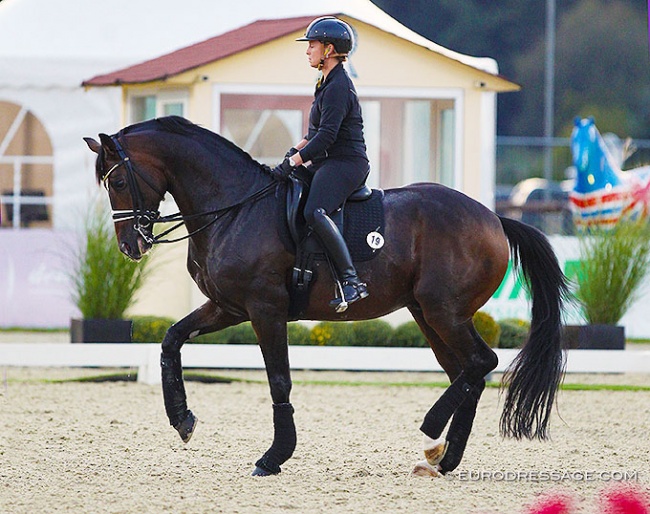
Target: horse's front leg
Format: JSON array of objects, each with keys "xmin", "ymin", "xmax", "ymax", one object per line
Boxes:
[
  {"xmin": 160, "ymin": 300, "xmax": 244, "ymax": 443},
  {"xmin": 249, "ymin": 315, "xmax": 296, "ymax": 476}
]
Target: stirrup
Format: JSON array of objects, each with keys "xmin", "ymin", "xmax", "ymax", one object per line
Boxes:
[{"xmin": 329, "ymin": 280, "xmax": 368, "ymax": 312}]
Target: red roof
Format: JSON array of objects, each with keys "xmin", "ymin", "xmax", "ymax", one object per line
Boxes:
[{"xmin": 83, "ymin": 15, "xmax": 320, "ymax": 87}]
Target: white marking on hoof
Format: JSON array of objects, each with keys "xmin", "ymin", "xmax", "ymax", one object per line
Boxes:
[
  {"xmin": 423, "ymin": 434, "xmax": 448, "ymax": 466},
  {"xmin": 411, "ymin": 460, "xmax": 441, "ymax": 477}
]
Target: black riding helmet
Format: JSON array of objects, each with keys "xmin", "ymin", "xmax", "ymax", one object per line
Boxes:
[{"xmin": 296, "ymin": 16, "xmax": 354, "ymax": 55}]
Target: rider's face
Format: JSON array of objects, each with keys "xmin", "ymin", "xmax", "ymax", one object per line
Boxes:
[{"xmin": 306, "ymin": 40, "xmax": 327, "ymax": 68}]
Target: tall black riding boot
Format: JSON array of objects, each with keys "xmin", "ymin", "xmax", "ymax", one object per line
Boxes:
[{"xmin": 311, "ymin": 208, "xmax": 369, "ymax": 312}]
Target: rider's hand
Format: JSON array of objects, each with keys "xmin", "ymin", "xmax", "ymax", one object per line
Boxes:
[
  {"xmin": 284, "ymin": 147, "xmax": 299, "ymax": 159},
  {"xmin": 270, "ymin": 157, "xmax": 294, "ymax": 181}
]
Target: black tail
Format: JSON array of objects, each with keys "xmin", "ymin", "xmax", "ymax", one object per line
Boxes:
[{"xmin": 498, "ymin": 216, "xmax": 569, "ymax": 440}]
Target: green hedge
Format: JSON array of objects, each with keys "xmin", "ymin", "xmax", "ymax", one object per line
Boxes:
[
  {"xmin": 287, "ymin": 322, "xmax": 311, "ymax": 345},
  {"xmin": 352, "ymin": 320, "xmax": 394, "ymax": 346},
  {"xmin": 130, "ymin": 314, "xmax": 522, "ymax": 348},
  {"xmin": 131, "ymin": 315, "xmax": 175, "ymax": 343},
  {"xmin": 391, "ymin": 321, "xmax": 428, "ymax": 347},
  {"xmin": 473, "ymin": 311, "xmax": 500, "ymax": 348},
  {"xmin": 310, "ymin": 321, "xmax": 356, "ymax": 346},
  {"xmin": 497, "ymin": 318, "xmax": 530, "ymax": 349}
]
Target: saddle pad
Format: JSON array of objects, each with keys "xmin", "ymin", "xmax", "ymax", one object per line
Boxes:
[{"xmin": 344, "ymin": 189, "xmax": 385, "ymax": 262}]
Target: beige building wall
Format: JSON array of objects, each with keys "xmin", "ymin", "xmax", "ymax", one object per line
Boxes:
[{"xmin": 121, "ymin": 17, "xmax": 517, "ymax": 323}]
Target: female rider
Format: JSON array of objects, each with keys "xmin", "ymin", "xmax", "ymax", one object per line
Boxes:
[{"xmin": 273, "ymin": 16, "xmax": 370, "ymax": 312}]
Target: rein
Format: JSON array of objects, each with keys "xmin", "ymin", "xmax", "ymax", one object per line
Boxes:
[{"xmin": 103, "ymin": 134, "xmax": 277, "ymax": 245}]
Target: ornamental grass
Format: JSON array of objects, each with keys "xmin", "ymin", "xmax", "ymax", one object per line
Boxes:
[
  {"xmin": 574, "ymin": 218, "xmax": 650, "ymax": 325},
  {"xmin": 70, "ymin": 202, "xmax": 150, "ymax": 319}
]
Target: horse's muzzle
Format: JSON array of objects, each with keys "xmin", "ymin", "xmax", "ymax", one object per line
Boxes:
[{"xmin": 119, "ymin": 237, "xmax": 151, "ymax": 261}]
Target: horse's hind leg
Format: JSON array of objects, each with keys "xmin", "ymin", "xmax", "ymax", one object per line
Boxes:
[
  {"xmin": 409, "ymin": 307, "xmax": 495, "ymax": 476},
  {"xmin": 161, "ymin": 300, "xmax": 244, "ymax": 443}
]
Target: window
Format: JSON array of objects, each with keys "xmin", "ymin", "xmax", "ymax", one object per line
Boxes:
[
  {"xmin": 216, "ymin": 90, "xmax": 456, "ymax": 190},
  {"xmin": 0, "ymin": 102, "xmax": 54, "ymax": 229},
  {"xmin": 364, "ymin": 97, "xmax": 455, "ymax": 188},
  {"xmin": 129, "ymin": 91, "xmax": 188, "ymax": 123},
  {"xmin": 220, "ymin": 94, "xmax": 313, "ymax": 166}
]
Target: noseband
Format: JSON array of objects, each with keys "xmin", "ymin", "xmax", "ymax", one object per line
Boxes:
[{"xmin": 101, "ymin": 134, "xmax": 277, "ymax": 245}]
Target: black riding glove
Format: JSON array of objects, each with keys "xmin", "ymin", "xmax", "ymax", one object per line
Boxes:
[
  {"xmin": 284, "ymin": 147, "xmax": 299, "ymax": 159},
  {"xmin": 270, "ymin": 157, "xmax": 295, "ymax": 182}
]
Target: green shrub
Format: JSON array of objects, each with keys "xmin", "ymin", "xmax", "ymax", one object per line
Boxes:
[
  {"xmin": 497, "ymin": 318, "xmax": 530, "ymax": 349},
  {"xmin": 310, "ymin": 321, "xmax": 356, "ymax": 346},
  {"xmin": 473, "ymin": 311, "xmax": 500, "ymax": 348},
  {"xmin": 191, "ymin": 322, "xmax": 257, "ymax": 344},
  {"xmin": 131, "ymin": 315, "xmax": 175, "ymax": 343},
  {"xmin": 351, "ymin": 320, "xmax": 394, "ymax": 346},
  {"xmin": 391, "ymin": 321, "xmax": 427, "ymax": 347},
  {"xmin": 288, "ymin": 323, "xmax": 312, "ymax": 345}
]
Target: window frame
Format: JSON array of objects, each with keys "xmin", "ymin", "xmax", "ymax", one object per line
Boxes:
[
  {"xmin": 126, "ymin": 89, "xmax": 189, "ymax": 123},
  {"xmin": 0, "ymin": 105, "xmax": 54, "ymax": 229},
  {"xmin": 212, "ymin": 83, "xmax": 464, "ymax": 190}
]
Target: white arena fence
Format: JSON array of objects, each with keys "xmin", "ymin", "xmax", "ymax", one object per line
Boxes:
[{"xmin": 1, "ymin": 343, "xmax": 649, "ymax": 385}]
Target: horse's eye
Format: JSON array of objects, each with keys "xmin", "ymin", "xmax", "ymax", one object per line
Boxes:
[{"xmin": 111, "ymin": 177, "xmax": 127, "ymax": 191}]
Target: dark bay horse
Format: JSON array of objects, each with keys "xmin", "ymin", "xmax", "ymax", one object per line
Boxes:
[{"xmin": 84, "ymin": 116, "xmax": 568, "ymax": 477}]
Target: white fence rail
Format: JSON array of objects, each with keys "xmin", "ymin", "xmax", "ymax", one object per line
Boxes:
[{"xmin": 2, "ymin": 344, "xmax": 649, "ymax": 385}]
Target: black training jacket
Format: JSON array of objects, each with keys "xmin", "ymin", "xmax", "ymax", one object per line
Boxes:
[{"xmin": 300, "ymin": 62, "xmax": 368, "ymax": 164}]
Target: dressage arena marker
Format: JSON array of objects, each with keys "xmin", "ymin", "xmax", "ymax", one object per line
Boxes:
[{"xmin": 1, "ymin": 343, "xmax": 649, "ymax": 385}]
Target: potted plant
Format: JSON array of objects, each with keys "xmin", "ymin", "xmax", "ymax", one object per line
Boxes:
[
  {"xmin": 69, "ymin": 201, "xmax": 150, "ymax": 343},
  {"xmin": 566, "ymin": 218, "xmax": 650, "ymax": 349}
]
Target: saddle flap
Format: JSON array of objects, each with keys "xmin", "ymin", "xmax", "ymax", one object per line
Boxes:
[{"xmin": 286, "ymin": 175, "xmax": 306, "ymax": 245}]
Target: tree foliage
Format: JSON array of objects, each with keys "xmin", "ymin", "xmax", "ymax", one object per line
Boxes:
[{"xmin": 370, "ymin": 0, "xmax": 650, "ymax": 138}]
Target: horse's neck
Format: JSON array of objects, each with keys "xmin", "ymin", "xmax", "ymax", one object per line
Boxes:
[
  {"xmin": 166, "ymin": 149, "xmax": 270, "ymax": 221},
  {"xmin": 595, "ymin": 134, "xmax": 622, "ymax": 174}
]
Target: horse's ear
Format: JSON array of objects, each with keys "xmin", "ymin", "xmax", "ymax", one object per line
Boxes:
[
  {"xmin": 83, "ymin": 137, "xmax": 102, "ymax": 154},
  {"xmin": 98, "ymin": 133, "xmax": 118, "ymax": 156},
  {"xmin": 574, "ymin": 117, "xmax": 581, "ymax": 127}
]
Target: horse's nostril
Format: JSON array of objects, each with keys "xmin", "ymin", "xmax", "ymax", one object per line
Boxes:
[{"xmin": 120, "ymin": 242, "xmax": 131, "ymax": 255}]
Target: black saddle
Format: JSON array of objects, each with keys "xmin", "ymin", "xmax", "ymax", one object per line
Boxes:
[
  {"xmin": 282, "ymin": 166, "xmax": 385, "ymax": 319},
  {"xmin": 286, "ymin": 166, "xmax": 373, "ymax": 247}
]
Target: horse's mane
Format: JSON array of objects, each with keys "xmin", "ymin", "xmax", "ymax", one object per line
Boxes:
[{"xmin": 114, "ymin": 115, "xmax": 269, "ymax": 173}]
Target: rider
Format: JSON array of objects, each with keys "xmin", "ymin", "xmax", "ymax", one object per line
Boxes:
[{"xmin": 272, "ymin": 16, "xmax": 370, "ymax": 311}]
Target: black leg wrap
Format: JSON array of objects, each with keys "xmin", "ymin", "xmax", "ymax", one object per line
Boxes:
[
  {"xmin": 254, "ymin": 403, "xmax": 296, "ymax": 475},
  {"xmin": 420, "ymin": 373, "xmax": 477, "ymax": 440},
  {"xmin": 161, "ymin": 352, "xmax": 191, "ymax": 429},
  {"xmin": 439, "ymin": 380, "xmax": 485, "ymax": 474}
]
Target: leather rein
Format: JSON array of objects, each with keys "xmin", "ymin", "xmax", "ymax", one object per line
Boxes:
[{"xmin": 101, "ymin": 135, "xmax": 277, "ymax": 245}]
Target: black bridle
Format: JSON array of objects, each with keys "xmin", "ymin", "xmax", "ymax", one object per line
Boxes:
[{"xmin": 101, "ymin": 135, "xmax": 277, "ymax": 245}]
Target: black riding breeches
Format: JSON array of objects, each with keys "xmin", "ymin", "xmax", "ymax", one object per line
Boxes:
[{"xmin": 303, "ymin": 156, "xmax": 369, "ymax": 227}]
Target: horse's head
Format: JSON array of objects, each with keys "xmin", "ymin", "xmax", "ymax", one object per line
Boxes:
[
  {"xmin": 571, "ymin": 117, "xmax": 598, "ymax": 176},
  {"xmin": 84, "ymin": 132, "xmax": 167, "ymax": 260},
  {"xmin": 571, "ymin": 117, "xmax": 621, "ymax": 194}
]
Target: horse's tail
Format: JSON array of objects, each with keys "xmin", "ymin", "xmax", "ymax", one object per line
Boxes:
[{"xmin": 497, "ymin": 216, "xmax": 569, "ymax": 440}]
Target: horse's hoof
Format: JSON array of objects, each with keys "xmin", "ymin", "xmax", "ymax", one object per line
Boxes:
[
  {"xmin": 411, "ymin": 460, "xmax": 441, "ymax": 477},
  {"xmin": 423, "ymin": 435, "xmax": 448, "ymax": 466},
  {"xmin": 251, "ymin": 466, "xmax": 276, "ymax": 477},
  {"xmin": 175, "ymin": 411, "xmax": 198, "ymax": 443}
]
